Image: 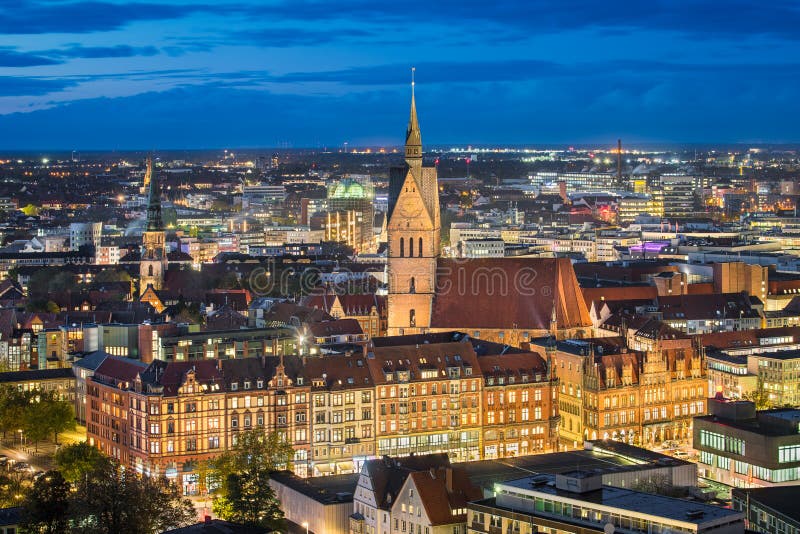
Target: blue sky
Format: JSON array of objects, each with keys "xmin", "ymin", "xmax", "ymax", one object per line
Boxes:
[{"xmin": 1, "ymin": 0, "xmax": 799, "ymax": 149}]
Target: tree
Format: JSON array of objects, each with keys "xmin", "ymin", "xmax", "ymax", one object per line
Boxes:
[
  {"xmin": 54, "ymin": 442, "xmax": 106, "ymax": 484},
  {"xmin": 22, "ymin": 392, "xmax": 75, "ymax": 448},
  {"xmin": 0, "ymin": 386, "xmax": 33, "ymax": 439},
  {"xmin": 0, "ymin": 469, "xmax": 32, "ymax": 508},
  {"xmin": 94, "ymin": 268, "xmax": 131, "ymax": 285},
  {"xmin": 742, "ymin": 375, "xmax": 772, "ymax": 410},
  {"xmin": 20, "ymin": 470, "xmax": 71, "ymax": 534},
  {"xmin": 70, "ymin": 460, "xmax": 194, "ymax": 534},
  {"xmin": 209, "ymin": 429, "xmax": 293, "ymax": 529}
]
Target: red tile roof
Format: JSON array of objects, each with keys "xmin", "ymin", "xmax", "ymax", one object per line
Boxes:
[
  {"xmin": 581, "ymin": 285, "xmax": 658, "ymax": 308},
  {"xmin": 431, "ymin": 258, "xmax": 591, "ymax": 330}
]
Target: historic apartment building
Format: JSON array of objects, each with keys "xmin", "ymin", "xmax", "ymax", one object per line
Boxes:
[
  {"xmin": 86, "ymin": 332, "xmax": 560, "ymax": 490},
  {"xmin": 539, "ymin": 334, "xmax": 707, "ymax": 449}
]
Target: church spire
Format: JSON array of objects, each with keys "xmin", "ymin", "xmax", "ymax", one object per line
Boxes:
[
  {"xmin": 145, "ymin": 157, "xmax": 163, "ymax": 232},
  {"xmin": 405, "ymin": 67, "xmax": 422, "ymax": 165}
]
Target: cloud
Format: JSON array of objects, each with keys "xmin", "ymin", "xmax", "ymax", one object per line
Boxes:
[
  {"xmin": 0, "ymin": 77, "xmax": 76, "ymax": 96},
  {"xmin": 239, "ymin": 0, "xmax": 800, "ymax": 43},
  {"xmin": 0, "ymin": 1, "xmax": 213, "ymax": 34},
  {"xmin": 0, "ymin": 47, "xmax": 61, "ymax": 67},
  {"xmin": 233, "ymin": 27, "xmax": 375, "ymax": 48},
  {"xmin": 1, "ymin": 61, "xmax": 799, "ymax": 150},
  {"xmin": 44, "ymin": 45, "xmax": 161, "ymax": 59}
]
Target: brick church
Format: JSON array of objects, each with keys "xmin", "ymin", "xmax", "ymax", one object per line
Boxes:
[{"xmin": 386, "ymin": 83, "xmax": 593, "ymax": 345}]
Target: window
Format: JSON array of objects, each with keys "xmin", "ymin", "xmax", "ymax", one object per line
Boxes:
[
  {"xmin": 208, "ymin": 436, "xmax": 220, "ymax": 449},
  {"xmin": 400, "ymin": 238, "xmax": 404, "ymax": 257},
  {"xmin": 418, "ymin": 237, "xmax": 423, "ymax": 257},
  {"xmin": 409, "ymin": 309, "xmax": 416, "ymax": 327},
  {"xmin": 409, "ymin": 238, "xmax": 414, "ymax": 257}
]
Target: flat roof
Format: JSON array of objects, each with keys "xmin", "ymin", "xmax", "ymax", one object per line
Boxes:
[
  {"xmin": 732, "ymin": 486, "xmax": 800, "ymax": 524},
  {"xmin": 501, "ymin": 475, "xmax": 742, "ymax": 525},
  {"xmin": 269, "ymin": 471, "xmax": 358, "ymax": 504},
  {"xmin": 453, "ymin": 447, "xmax": 687, "ymax": 492}
]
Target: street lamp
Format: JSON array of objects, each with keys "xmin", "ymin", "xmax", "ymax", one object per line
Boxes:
[{"xmin": 302, "ymin": 521, "xmax": 308, "ymax": 534}]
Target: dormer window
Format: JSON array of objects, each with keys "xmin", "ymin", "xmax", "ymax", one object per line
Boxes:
[
  {"xmin": 296, "ymin": 377, "xmax": 304, "ymax": 386},
  {"xmin": 244, "ymin": 381, "xmax": 251, "ymax": 390},
  {"xmin": 231, "ymin": 382, "xmax": 238, "ymax": 391},
  {"xmin": 257, "ymin": 380, "xmax": 264, "ymax": 389}
]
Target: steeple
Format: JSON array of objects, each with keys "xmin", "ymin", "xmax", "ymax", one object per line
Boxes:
[
  {"xmin": 405, "ymin": 67, "xmax": 422, "ymax": 166},
  {"xmin": 145, "ymin": 158, "xmax": 163, "ymax": 232}
]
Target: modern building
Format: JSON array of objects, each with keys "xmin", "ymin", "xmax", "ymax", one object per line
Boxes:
[
  {"xmin": 693, "ymin": 396, "xmax": 800, "ymax": 487},
  {"xmin": 457, "ymin": 238, "xmax": 505, "ymax": 258},
  {"xmin": 732, "ymin": 486, "xmax": 800, "ymax": 534},
  {"xmin": 467, "ymin": 471, "xmax": 744, "ymax": 534},
  {"xmin": 69, "ymin": 222, "xmax": 102, "ymax": 251},
  {"xmin": 326, "ymin": 177, "xmax": 376, "ymax": 254}
]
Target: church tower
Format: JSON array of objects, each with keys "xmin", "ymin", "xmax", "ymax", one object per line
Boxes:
[
  {"xmin": 139, "ymin": 158, "xmax": 167, "ymax": 295},
  {"xmin": 386, "ymin": 71, "xmax": 441, "ymax": 335}
]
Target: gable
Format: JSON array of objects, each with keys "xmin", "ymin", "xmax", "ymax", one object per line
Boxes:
[{"xmin": 388, "ymin": 170, "xmax": 434, "ymax": 231}]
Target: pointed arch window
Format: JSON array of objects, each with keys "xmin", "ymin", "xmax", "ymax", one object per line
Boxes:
[
  {"xmin": 148, "ymin": 265, "xmax": 154, "ymax": 277},
  {"xmin": 399, "ymin": 238, "xmax": 404, "ymax": 258},
  {"xmin": 409, "ymin": 237, "xmax": 414, "ymax": 257},
  {"xmin": 409, "ymin": 309, "xmax": 416, "ymax": 327},
  {"xmin": 418, "ymin": 237, "xmax": 423, "ymax": 257},
  {"xmin": 410, "ymin": 277, "xmax": 416, "ymax": 294}
]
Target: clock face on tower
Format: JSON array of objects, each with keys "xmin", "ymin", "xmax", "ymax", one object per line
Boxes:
[{"xmin": 397, "ymin": 194, "xmax": 423, "ymax": 219}]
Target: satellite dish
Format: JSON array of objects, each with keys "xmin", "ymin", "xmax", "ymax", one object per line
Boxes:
[{"xmin": 604, "ymin": 523, "xmax": 615, "ymax": 534}]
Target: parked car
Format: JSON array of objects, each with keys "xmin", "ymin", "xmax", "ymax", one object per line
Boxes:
[{"xmin": 13, "ymin": 462, "xmax": 30, "ymax": 472}]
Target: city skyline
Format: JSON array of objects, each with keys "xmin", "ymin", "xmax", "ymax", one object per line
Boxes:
[{"xmin": 2, "ymin": 1, "xmax": 800, "ymax": 149}]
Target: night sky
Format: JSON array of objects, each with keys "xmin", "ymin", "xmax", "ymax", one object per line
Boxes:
[{"xmin": 1, "ymin": 1, "xmax": 799, "ymax": 149}]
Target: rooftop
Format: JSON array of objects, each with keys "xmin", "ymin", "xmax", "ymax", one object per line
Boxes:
[
  {"xmin": 732, "ymin": 486, "xmax": 800, "ymax": 524},
  {"xmin": 500, "ymin": 474, "xmax": 742, "ymax": 525},
  {"xmin": 269, "ymin": 471, "xmax": 358, "ymax": 504}
]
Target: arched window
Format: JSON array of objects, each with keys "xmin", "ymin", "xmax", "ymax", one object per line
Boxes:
[
  {"xmin": 409, "ymin": 237, "xmax": 414, "ymax": 257},
  {"xmin": 399, "ymin": 237, "xmax": 404, "ymax": 257},
  {"xmin": 410, "ymin": 277, "xmax": 416, "ymax": 294},
  {"xmin": 409, "ymin": 309, "xmax": 416, "ymax": 327},
  {"xmin": 148, "ymin": 264, "xmax": 154, "ymax": 277},
  {"xmin": 418, "ymin": 237, "xmax": 423, "ymax": 257}
]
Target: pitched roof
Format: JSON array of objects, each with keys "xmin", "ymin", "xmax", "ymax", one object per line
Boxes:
[
  {"xmin": 303, "ymin": 353, "xmax": 374, "ymax": 390},
  {"xmin": 93, "ymin": 356, "xmax": 148, "ymax": 383},
  {"xmin": 431, "ymin": 258, "xmax": 591, "ymax": 330},
  {"xmin": 581, "ymin": 285, "xmax": 658, "ymax": 308},
  {"xmin": 476, "ymin": 351, "xmax": 548, "ymax": 380},
  {"xmin": 308, "ymin": 318, "xmax": 364, "ymax": 338},
  {"xmin": 407, "ymin": 467, "xmax": 482, "ymax": 526},
  {"xmin": 362, "ymin": 454, "xmax": 451, "ymax": 511},
  {"xmin": 367, "ymin": 341, "xmax": 481, "ymax": 385}
]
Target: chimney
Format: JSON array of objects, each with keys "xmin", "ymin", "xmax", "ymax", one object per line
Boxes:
[
  {"xmin": 204, "ymin": 515, "xmax": 212, "ymax": 524},
  {"xmin": 445, "ymin": 467, "xmax": 454, "ymax": 493}
]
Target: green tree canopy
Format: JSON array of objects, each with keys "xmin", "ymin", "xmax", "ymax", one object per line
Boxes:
[
  {"xmin": 0, "ymin": 386, "xmax": 33, "ymax": 438},
  {"xmin": 70, "ymin": 460, "xmax": 194, "ymax": 534},
  {"xmin": 20, "ymin": 470, "xmax": 71, "ymax": 534},
  {"xmin": 209, "ymin": 429, "xmax": 293, "ymax": 529},
  {"xmin": 54, "ymin": 442, "xmax": 107, "ymax": 484}
]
